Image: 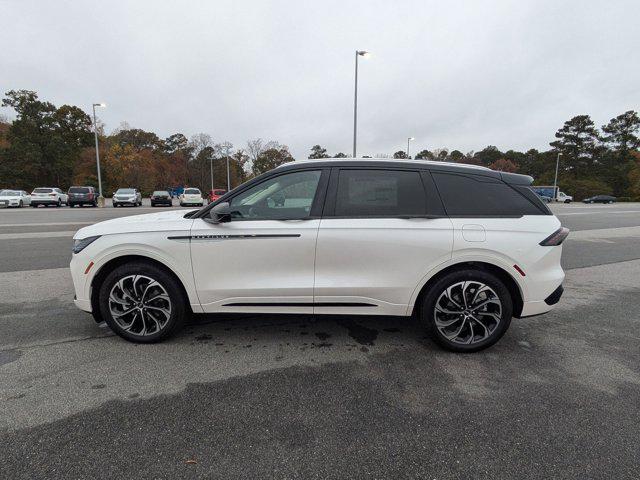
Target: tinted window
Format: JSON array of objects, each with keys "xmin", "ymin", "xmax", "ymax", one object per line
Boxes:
[
  {"xmin": 153, "ymin": 191, "xmax": 169, "ymax": 196},
  {"xmin": 33, "ymin": 188, "xmax": 53, "ymax": 193},
  {"xmin": 230, "ymin": 170, "xmax": 321, "ymax": 220},
  {"xmin": 184, "ymin": 188, "xmax": 201, "ymax": 194},
  {"xmin": 69, "ymin": 187, "xmax": 90, "ymax": 193},
  {"xmin": 334, "ymin": 169, "xmax": 426, "ymax": 217},
  {"xmin": 433, "ymin": 172, "xmax": 543, "ymax": 216},
  {"xmin": 213, "ymin": 189, "xmax": 227, "ymax": 195}
]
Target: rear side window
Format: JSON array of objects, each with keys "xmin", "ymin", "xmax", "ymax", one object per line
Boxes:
[
  {"xmin": 334, "ymin": 169, "xmax": 426, "ymax": 216},
  {"xmin": 432, "ymin": 172, "xmax": 544, "ymax": 216}
]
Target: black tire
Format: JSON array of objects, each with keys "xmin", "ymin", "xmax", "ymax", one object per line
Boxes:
[
  {"xmin": 422, "ymin": 269, "xmax": 513, "ymax": 353},
  {"xmin": 56, "ymin": 199, "xmax": 61, "ymax": 208},
  {"xmin": 31, "ymin": 203, "xmax": 38, "ymax": 208},
  {"xmin": 113, "ymin": 202, "xmax": 118, "ymax": 208},
  {"xmin": 99, "ymin": 262, "xmax": 186, "ymax": 343},
  {"xmin": 19, "ymin": 200, "xmax": 23, "ymax": 208}
]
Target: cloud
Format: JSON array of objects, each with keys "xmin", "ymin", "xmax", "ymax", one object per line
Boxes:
[{"xmin": 1, "ymin": 0, "xmax": 638, "ymax": 158}]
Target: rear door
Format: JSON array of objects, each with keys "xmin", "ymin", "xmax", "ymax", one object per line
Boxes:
[{"xmin": 314, "ymin": 167, "xmax": 453, "ymax": 316}]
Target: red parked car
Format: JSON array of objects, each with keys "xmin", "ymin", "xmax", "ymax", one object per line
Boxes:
[{"xmin": 208, "ymin": 189, "xmax": 227, "ymax": 203}]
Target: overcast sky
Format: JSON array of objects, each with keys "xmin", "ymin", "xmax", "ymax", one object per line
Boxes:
[{"xmin": 2, "ymin": 0, "xmax": 639, "ymax": 158}]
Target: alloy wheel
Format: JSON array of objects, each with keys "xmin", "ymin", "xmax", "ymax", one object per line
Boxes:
[
  {"xmin": 108, "ymin": 274, "xmax": 172, "ymax": 336},
  {"xmin": 433, "ymin": 280, "xmax": 502, "ymax": 345}
]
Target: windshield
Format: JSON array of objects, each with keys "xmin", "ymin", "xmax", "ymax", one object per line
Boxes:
[
  {"xmin": 0, "ymin": 190, "xmax": 20, "ymax": 196},
  {"xmin": 116, "ymin": 189, "xmax": 135, "ymax": 194},
  {"xmin": 69, "ymin": 187, "xmax": 90, "ymax": 193},
  {"xmin": 153, "ymin": 191, "xmax": 169, "ymax": 196},
  {"xmin": 33, "ymin": 188, "xmax": 52, "ymax": 193},
  {"xmin": 213, "ymin": 190, "xmax": 226, "ymax": 195},
  {"xmin": 184, "ymin": 189, "xmax": 200, "ymax": 194}
]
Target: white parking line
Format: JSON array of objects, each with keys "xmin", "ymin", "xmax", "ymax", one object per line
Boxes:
[
  {"xmin": 568, "ymin": 226, "xmax": 640, "ymax": 240},
  {"xmin": 557, "ymin": 210, "xmax": 640, "ymax": 216},
  {"xmin": 0, "ymin": 222, "xmax": 94, "ymax": 228},
  {"xmin": 0, "ymin": 231, "xmax": 76, "ymax": 240}
]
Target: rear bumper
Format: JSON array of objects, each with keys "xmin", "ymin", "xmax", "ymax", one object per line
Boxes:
[
  {"xmin": 544, "ymin": 285, "xmax": 563, "ymax": 305},
  {"xmin": 520, "ymin": 284, "xmax": 563, "ymax": 317}
]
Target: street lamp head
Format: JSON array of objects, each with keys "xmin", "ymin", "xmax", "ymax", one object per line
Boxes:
[
  {"xmin": 357, "ymin": 50, "xmax": 371, "ymax": 58},
  {"xmin": 93, "ymin": 103, "xmax": 106, "ymax": 108},
  {"xmin": 408, "ymin": 137, "xmax": 415, "ymax": 141}
]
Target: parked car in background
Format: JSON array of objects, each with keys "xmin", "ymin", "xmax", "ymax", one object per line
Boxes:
[
  {"xmin": 113, "ymin": 188, "xmax": 142, "ymax": 207},
  {"xmin": 0, "ymin": 189, "xmax": 31, "ymax": 208},
  {"xmin": 583, "ymin": 195, "xmax": 616, "ymax": 204},
  {"xmin": 68, "ymin": 186, "xmax": 97, "ymax": 207},
  {"xmin": 179, "ymin": 187, "xmax": 204, "ymax": 207},
  {"xmin": 208, "ymin": 189, "xmax": 227, "ymax": 203},
  {"xmin": 70, "ymin": 159, "xmax": 567, "ymax": 352},
  {"xmin": 151, "ymin": 190, "xmax": 172, "ymax": 207},
  {"xmin": 30, "ymin": 187, "xmax": 68, "ymax": 207}
]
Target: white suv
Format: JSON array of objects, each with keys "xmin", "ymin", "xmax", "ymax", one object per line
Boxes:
[
  {"xmin": 31, "ymin": 187, "xmax": 68, "ymax": 207},
  {"xmin": 70, "ymin": 159, "xmax": 568, "ymax": 352},
  {"xmin": 179, "ymin": 188, "xmax": 204, "ymax": 207}
]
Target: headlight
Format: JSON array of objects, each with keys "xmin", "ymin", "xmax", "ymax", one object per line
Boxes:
[{"xmin": 72, "ymin": 235, "xmax": 101, "ymax": 254}]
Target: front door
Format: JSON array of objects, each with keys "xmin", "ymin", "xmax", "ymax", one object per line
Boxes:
[{"xmin": 190, "ymin": 168, "xmax": 327, "ymax": 313}]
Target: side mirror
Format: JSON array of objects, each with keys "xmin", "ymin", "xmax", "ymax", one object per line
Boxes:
[{"xmin": 205, "ymin": 202, "xmax": 231, "ymax": 224}]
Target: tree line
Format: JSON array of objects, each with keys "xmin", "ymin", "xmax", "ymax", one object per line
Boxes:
[{"xmin": 1, "ymin": 89, "xmax": 639, "ymax": 200}]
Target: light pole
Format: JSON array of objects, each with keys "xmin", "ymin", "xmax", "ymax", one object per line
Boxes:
[
  {"xmin": 223, "ymin": 142, "xmax": 233, "ymax": 191},
  {"xmin": 353, "ymin": 50, "xmax": 370, "ymax": 158},
  {"xmin": 553, "ymin": 152, "xmax": 561, "ymax": 202},
  {"xmin": 209, "ymin": 156, "xmax": 214, "ymax": 193},
  {"xmin": 407, "ymin": 137, "xmax": 415, "ymax": 159},
  {"xmin": 92, "ymin": 103, "xmax": 106, "ymax": 206}
]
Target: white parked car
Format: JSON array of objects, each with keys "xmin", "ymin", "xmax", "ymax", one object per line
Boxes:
[
  {"xmin": 30, "ymin": 187, "xmax": 68, "ymax": 207},
  {"xmin": 179, "ymin": 188, "xmax": 204, "ymax": 207},
  {"xmin": 70, "ymin": 159, "xmax": 567, "ymax": 352},
  {"xmin": 113, "ymin": 188, "xmax": 142, "ymax": 207},
  {"xmin": 0, "ymin": 189, "xmax": 31, "ymax": 208}
]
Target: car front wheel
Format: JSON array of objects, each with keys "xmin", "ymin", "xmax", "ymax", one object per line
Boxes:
[
  {"xmin": 422, "ymin": 269, "xmax": 513, "ymax": 352},
  {"xmin": 99, "ymin": 262, "xmax": 186, "ymax": 343}
]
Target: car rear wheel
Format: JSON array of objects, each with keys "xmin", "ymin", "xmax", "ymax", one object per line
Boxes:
[
  {"xmin": 99, "ymin": 262, "xmax": 186, "ymax": 343},
  {"xmin": 422, "ymin": 269, "xmax": 513, "ymax": 352}
]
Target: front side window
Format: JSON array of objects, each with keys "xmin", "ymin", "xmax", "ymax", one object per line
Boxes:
[
  {"xmin": 229, "ymin": 170, "xmax": 321, "ymax": 220},
  {"xmin": 334, "ymin": 169, "xmax": 426, "ymax": 217}
]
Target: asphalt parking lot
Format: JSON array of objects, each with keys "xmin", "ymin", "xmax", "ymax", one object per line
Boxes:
[{"xmin": 1, "ymin": 202, "xmax": 639, "ymax": 479}]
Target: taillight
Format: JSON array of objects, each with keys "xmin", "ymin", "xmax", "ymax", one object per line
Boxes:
[
  {"xmin": 49, "ymin": 193, "xmax": 56, "ymax": 196},
  {"xmin": 540, "ymin": 227, "xmax": 570, "ymax": 246}
]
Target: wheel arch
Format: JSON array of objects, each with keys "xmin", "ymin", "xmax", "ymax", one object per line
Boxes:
[
  {"xmin": 90, "ymin": 254, "xmax": 193, "ymax": 323},
  {"xmin": 410, "ymin": 261, "xmax": 524, "ymax": 318}
]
